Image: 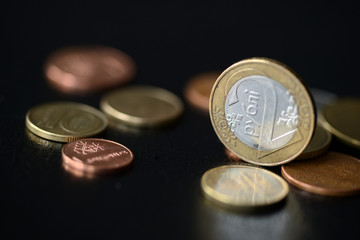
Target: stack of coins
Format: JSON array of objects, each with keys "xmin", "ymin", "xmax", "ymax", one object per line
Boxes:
[{"xmin": 202, "ymin": 57, "xmax": 360, "ymax": 208}]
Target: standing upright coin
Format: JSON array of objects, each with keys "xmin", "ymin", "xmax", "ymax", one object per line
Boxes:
[
  {"xmin": 44, "ymin": 45, "xmax": 136, "ymax": 94},
  {"xmin": 201, "ymin": 165, "xmax": 289, "ymax": 208},
  {"xmin": 101, "ymin": 85, "xmax": 184, "ymax": 128},
  {"xmin": 62, "ymin": 138, "xmax": 134, "ymax": 175},
  {"xmin": 281, "ymin": 152, "xmax": 360, "ymax": 196},
  {"xmin": 26, "ymin": 102, "xmax": 108, "ymax": 142},
  {"xmin": 184, "ymin": 71, "xmax": 221, "ymax": 112},
  {"xmin": 210, "ymin": 58, "xmax": 316, "ymax": 166},
  {"xmin": 320, "ymin": 98, "xmax": 360, "ymax": 148}
]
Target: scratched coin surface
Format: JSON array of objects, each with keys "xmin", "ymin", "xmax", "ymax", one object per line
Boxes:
[
  {"xmin": 209, "ymin": 58, "xmax": 316, "ymax": 166},
  {"xmin": 44, "ymin": 45, "xmax": 136, "ymax": 94},
  {"xmin": 282, "ymin": 152, "xmax": 360, "ymax": 196},
  {"xmin": 62, "ymin": 138, "xmax": 134, "ymax": 175},
  {"xmin": 297, "ymin": 124, "xmax": 332, "ymax": 160},
  {"xmin": 201, "ymin": 165, "xmax": 289, "ymax": 207},
  {"xmin": 320, "ymin": 98, "xmax": 360, "ymax": 148},
  {"xmin": 184, "ymin": 71, "xmax": 221, "ymax": 112},
  {"xmin": 26, "ymin": 102, "xmax": 108, "ymax": 142},
  {"xmin": 100, "ymin": 85, "xmax": 184, "ymax": 127}
]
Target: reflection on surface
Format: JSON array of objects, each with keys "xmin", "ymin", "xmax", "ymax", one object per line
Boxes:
[{"xmin": 25, "ymin": 128, "xmax": 63, "ymax": 150}]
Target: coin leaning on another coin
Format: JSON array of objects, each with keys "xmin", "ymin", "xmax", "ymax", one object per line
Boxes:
[{"xmin": 209, "ymin": 58, "xmax": 316, "ymax": 166}]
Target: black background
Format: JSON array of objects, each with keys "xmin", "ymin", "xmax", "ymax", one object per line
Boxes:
[{"xmin": 4, "ymin": 1, "xmax": 360, "ymax": 239}]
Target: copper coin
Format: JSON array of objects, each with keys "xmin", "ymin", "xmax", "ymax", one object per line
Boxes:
[
  {"xmin": 44, "ymin": 45, "xmax": 136, "ymax": 94},
  {"xmin": 62, "ymin": 138, "xmax": 134, "ymax": 175},
  {"xmin": 224, "ymin": 148, "xmax": 243, "ymax": 162},
  {"xmin": 184, "ymin": 71, "xmax": 220, "ymax": 112},
  {"xmin": 281, "ymin": 152, "xmax": 360, "ymax": 196}
]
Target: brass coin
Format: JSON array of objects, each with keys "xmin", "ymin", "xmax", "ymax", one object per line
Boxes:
[
  {"xmin": 25, "ymin": 102, "xmax": 108, "ymax": 142},
  {"xmin": 297, "ymin": 124, "xmax": 332, "ymax": 160},
  {"xmin": 201, "ymin": 165, "xmax": 289, "ymax": 208},
  {"xmin": 281, "ymin": 152, "xmax": 360, "ymax": 196},
  {"xmin": 100, "ymin": 85, "xmax": 184, "ymax": 127},
  {"xmin": 320, "ymin": 98, "xmax": 360, "ymax": 148},
  {"xmin": 209, "ymin": 58, "xmax": 316, "ymax": 166},
  {"xmin": 184, "ymin": 71, "xmax": 221, "ymax": 112}
]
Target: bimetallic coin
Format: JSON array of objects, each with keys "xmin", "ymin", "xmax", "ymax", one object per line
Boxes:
[
  {"xmin": 62, "ymin": 138, "xmax": 134, "ymax": 176},
  {"xmin": 184, "ymin": 71, "xmax": 221, "ymax": 112},
  {"xmin": 100, "ymin": 85, "xmax": 184, "ymax": 127},
  {"xmin": 210, "ymin": 58, "xmax": 316, "ymax": 166},
  {"xmin": 320, "ymin": 98, "xmax": 360, "ymax": 148},
  {"xmin": 282, "ymin": 152, "xmax": 360, "ymax": 196},
  {"xmin": 26, "ymin": 102, "xmax": 108, "ymax": 142},
  {"xmin": 44, "ymin": 45, "xmax": 136, "ymax": 94},
  {"xmin": 297, "ymin": 125, "xmax": 332, "ymax": 160},
  {"xmin": 201, "ymin": 165, "xmax": 289, "ymax": 208}
]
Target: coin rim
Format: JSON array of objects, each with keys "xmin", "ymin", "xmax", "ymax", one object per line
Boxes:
[
  {"xmin": 201, "ymin": 165, "xmax": 289, "ymax": 207},
  {"xmin": 281, "ymin": 152, "xmax": 360, "ymax": 196},
  {"xmin": 209, "ymin": 57, "xmax": 316, "ymax": 166},
  {"xmin": 100, "ymin": 85, "xmax": 184, "ymax": 127},
  {"xmin": 25, "ymin": 101, "xmax": 108, "ymax": 142},
  {"xmin": 62, "ymin": 138, "xmax": 134, "ymax": 174}
]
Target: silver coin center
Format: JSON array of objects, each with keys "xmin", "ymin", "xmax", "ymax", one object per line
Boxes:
[{"xmin": 225, "ymin": 75, "xmax": 298, "ymax": 151}]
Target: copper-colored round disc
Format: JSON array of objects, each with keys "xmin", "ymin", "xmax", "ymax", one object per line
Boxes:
[
  {"xmin": 224, "ymin": 148, "xmax": 243, "ymax": 162},
  {"xmin": 44, "ymin": 45, "xmax": 136, "ymax": 94},
  {"xmin": 62, "ymin": 138, "xmax": 134, "ymax": 175},
  {"xmin": 184, "ymin": 71, "xmax": 220, "ymax": 112},
  {"xmin": 281, "ymin": 152, "xmax": 360, "ymax": 196}
]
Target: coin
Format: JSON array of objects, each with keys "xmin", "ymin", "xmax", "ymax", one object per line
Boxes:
[
  {"xmin": 62, "ymin": 138, "xmax": 134, "ymax": 175},
  {"xmin": 25, "ymin": 102, "xmax": 108, "ymax": 142},
  {"xmin": 209, "ymin": 58, "xmax": 316, "ymax": 166},
  {"xmin": 184, "ymin": 71, "xmax": 220, "ymax": 112},
  {"xmin": 44, "ymin": 45, "xmax": 136, "ymax": 94},
  {"xmin": 100, "ymin": 85, "xmax": 184, "ymax": 127},
  {"xmin": 320, "ymin": 98, "xmax": 360, "ymax": 148},
  {"xmin": 201, "ymin": 165, "xmax": 289, "ymax": 208},
  {"xmin": 297, "ymin": 124, "xmax": 332, "ymax": 160},
  {"xmin": 310, "ymin": 88, "xmax": 337, "ymax": 113},
  {"xmin": 281, "ymin": 152, "xmax": 360, "ymax": 196},
  {"xmin": 224, "ymin": 148, "xmax": 243, "ymax": 162}
]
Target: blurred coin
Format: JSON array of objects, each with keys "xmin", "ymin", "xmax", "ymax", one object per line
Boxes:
[
  {"xmin": 201, "ymin": 165, "xmax": 289, "ymax": 208},
  {"xmin": 62, "ymin": 138, "xmax": 134, "ymax": 175},
  {"xmin": 310, "ymin": 88, "xmax": 337, "ymax": 113},
  {"xmin": 297, "ymin": 124, "xmax": 332, "ymax": 160},
  {"xmin": 25, "ymin": 102, "xmax": 107, "ymax": 142},
  {"xmin": 100, "ymin": 85, "xmax": 184, "ymax": 127},
  {"xmin": 281, "ymin": 152, "xmax": 360, "ymax": 196},
  {"xmin": 184, "ymin": 71, "xmax": 220, "ymax": 112},
  {"xmin": 44, "ymin": 45, "xmax": 136, "ymax": 94},
  {"xmin": 224, "ymin": 147, "xmax": 243, "ymax": 161},
  {"xmin": 320, "ymin": 98, "xmax": 360, "ymax": 148},
  {"xmin": 210, "ymin": 58, "xmax": 316, "ymax": 166}
]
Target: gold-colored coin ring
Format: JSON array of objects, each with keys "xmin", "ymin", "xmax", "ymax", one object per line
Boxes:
[
  {"xmin": 209, "ymin": 58, "xmax": 316, "ymax": 166},
  {"xmin": 297, "ymin": 124, "xmax": 332, "ymax": 160},
  {"xmin": 320, "ymin": 98, "xmax": 360, "ymax": 149},
  {"xmin": 25, "ymin": 101, "xmax": 108, "ymax": 142},
  {"xmin": 100, "ymin": 85, "xmax": 184, "ymax": 127},
  {"xmin": 201, "ymin": 165, "xmax": 289, "ymax": 208}
]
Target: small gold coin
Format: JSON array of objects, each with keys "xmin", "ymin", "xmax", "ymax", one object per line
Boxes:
[
  {"xmin": 100, "ymin": 85, "xmax": 184, "ymax": 127},
  {"xmin": 297, "ymin": 124, "xmax": 332, "ymax": 160},
  {"xmin": 201, "ymin": 165, "xmax": 289, "ymax": 208},
  {"xmin": 25, "ymin": 102, "xmax": 108, "ymax": 142},
  {"xmin": 209, "ymin": 58, "xmax": 316, "ymax": 166},
  {"xmin": 320, "ymin": 98, "xmax": 360, "ymax": 148}
]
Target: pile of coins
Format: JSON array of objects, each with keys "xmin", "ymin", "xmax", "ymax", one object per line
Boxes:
[
  {"xmin": 25, "ymin": 45, "xmax": 184, "ymax": 178},
  {"xmin": 184, "ymin": 58, "xmax": 360, "ymax": 208}
]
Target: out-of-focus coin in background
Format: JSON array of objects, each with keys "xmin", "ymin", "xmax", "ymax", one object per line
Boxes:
[
  {"xmin": 201, "ymin": 165, "xmax": 289, "ymax": 208},
  {"xmin": 297, "ymin": 125, "xmax": 332, "ymax": 160},
  {"xmin": 44, "ymin": 45, "xmax": 136, "ymax": 95},
  {"xmin": 281, "ymin": 152, "xmax": 360, "ymax": 196},
  {"xmin": 184, "ymin": 71, "xmax": 220, "ymax": 112},
  {"xmin": 320, "ymin": 98, "xmax": 360, "ymax": 149},
  {"xmin": 209, "ymin": 58, "xmax": 316, "ymax": 166},
  {"xmin": 100, "ymin": 85, "xmax": 184, "ymax": 128},
  {"xmin": 62, "ymin": 138, "xmax": 134, "ymax": 176},
  {"xmin": 224, "ymin": 147, "xmax": 243, "ymax": 162},
  {"xmin": 310, "ymin": 88, "xmax": 338, "ymax": 113},
  {"xmin": 25, "ymin": 102, "xmax": 108, "ymax": 142}
]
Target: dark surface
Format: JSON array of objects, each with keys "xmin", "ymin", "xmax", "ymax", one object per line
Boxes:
[{"xmin": 4, "ymin": 1, "xmax": 360, "ymax": 240}]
